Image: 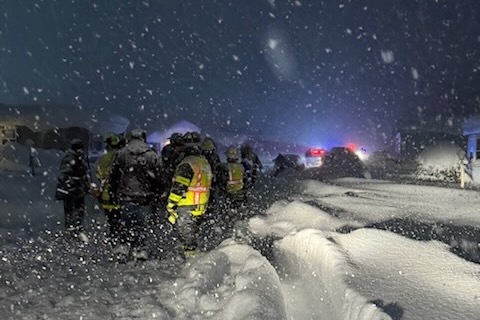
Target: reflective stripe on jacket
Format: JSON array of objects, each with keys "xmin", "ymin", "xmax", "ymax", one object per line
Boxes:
[
  {"xmin": 95, "ymin": 151, "xmax": 116, "ymax": 203},
  {"xmin": 226, "ymin": 162, "xmax": 244, "ymax": 193},
  {"xmin": 174, "ymin": 155, "xmax": 212, "ymax": 216}
]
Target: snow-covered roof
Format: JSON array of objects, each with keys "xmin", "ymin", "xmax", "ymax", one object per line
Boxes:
[{"xmin": 0, "ymin": 103, "xmax": 129, "ymax": 134}]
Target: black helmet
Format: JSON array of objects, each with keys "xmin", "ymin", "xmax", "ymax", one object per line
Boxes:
[
  {"xmin": 104, "ymin": 133, "xmax": 121, "ymax": 149},
  {"xmin": 201, "ymin": 137, "xmax": 216, "ymax": 152},
  {"xmin": 169, "ymin": 132, "xmax": 183, "ymax": 146},
  {"xmin": 183, "ymin": 131, "xmax": 201, "ymax": 145},
  {"xmin": 70, "ymin": 138, "xmax": 84, "ymax": 151},
  {"xmin": 128, "ymin": 128, "xmax": 147, "ymax": 142}
]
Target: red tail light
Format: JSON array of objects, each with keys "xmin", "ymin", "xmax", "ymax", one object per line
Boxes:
[
  {"xmin": 307, "ymin": 148, "xmax": 325, "ymax": 157},
  {"xmin": 347, "ymin": 143, "xmax": 356, "ymax": 151}
]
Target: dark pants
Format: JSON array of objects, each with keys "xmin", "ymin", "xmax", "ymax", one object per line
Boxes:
[
  {"xmin": 118, "ymin": 202, "xmax": 149, "ymax": 250},
  {"xmin": 176, "ymin": 207, "xmax": 200, "ymax": 251},
  {"xmin": 104, "ymin": 208, "xmax": 122, "ymax": 245},
  {"xmin": 63, "ymin": 196, "xmax": 85, "ymax": 232}
]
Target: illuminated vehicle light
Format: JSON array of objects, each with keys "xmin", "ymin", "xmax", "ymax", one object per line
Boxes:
[
  {"xmin": 305, "ymin": 148, "xmax": 326, "ymax": 167},
  {"xmin": 306, "ymin": 148, "xmax": 326, "ymax": 157},
  {"xmin": 347, "ymin": 143, "xmax": 357, "ymax": 151}
]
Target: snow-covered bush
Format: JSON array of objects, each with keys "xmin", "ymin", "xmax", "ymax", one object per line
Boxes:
[{"xmin": 415, "ymin": 142, "xmax": 466, "ymax": 183}]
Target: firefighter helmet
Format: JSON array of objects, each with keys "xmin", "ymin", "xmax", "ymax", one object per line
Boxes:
[
  {"xmin": 225, "ymin": 146, "xmax": 240, "ymax": 160},
  {"xmin": 201, "ymin": 137, "xmax": 216, "ymax": 151},
  {"xmin": 104, "ymin": 133, "xmax": 121, "ymax": 148}
]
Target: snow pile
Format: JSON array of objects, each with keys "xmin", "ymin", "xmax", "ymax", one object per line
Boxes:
[
  {"xmin": 248, "ymin": 199, "xmax": 355, "ymax": 238},
  {"xmin": 276, "ymin": 229, "xmax": 391, "ymax": 320},
  {"xmin": 334, "ymin": 228, "xmax": 480, "ymax": 320},
  {"xmin": 415, "ymin": 142, "xmax": 467, "ymax": 182},
  {"xmin": 247, "ymin": 189, "xmax": 390, "ymax": 319},
  {"xmin": 168, "ymin": 240, "xmax": 286, "ymax": 320}
]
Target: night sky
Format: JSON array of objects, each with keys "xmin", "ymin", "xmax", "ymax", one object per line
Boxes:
[{"xmin": 1, "ymin": 0, "xmax": 479, "ymax": 149}]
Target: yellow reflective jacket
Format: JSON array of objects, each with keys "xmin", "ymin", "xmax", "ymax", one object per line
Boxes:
[
  {"xmin": 171, "ymin": 155, "xmax": 212, "ymax": 216},
  {"xmin": 94, "ymin": 151, "xmax": 119, "ymax": 209},
  {"xmin": 226, "ymin": 162, "xmax": 245, "ymax": 193}
]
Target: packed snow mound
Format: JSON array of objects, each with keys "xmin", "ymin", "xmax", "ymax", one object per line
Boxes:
[
  {"xmin": 334, "ymin": 228, "xmax": 480, "ymax": 320},
  {"xmin": 166, "ymin": 240, "xmax": 286, "ymax": 320},
  {"xmin": 276, "ymin": 229, "xmax": 392, "ymax": 320},
  {"xmin": 416, "ymin": 142, "xmax": 468, "ymax": 182},
  {"xmin": 248, "ymin": 199, "xmax": 356, "ymax": 238}
]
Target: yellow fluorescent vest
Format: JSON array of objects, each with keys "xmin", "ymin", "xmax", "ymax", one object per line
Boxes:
[
  {"xmin": 226, "ymin": 162, "xmax": 244, "ymax": 193},
  {"xmin": 175, "ymin": 155, "xmax": 212, "ymax": 216},
  {"xmin": 95, "ymin": 151, "xmax": 120, "ymax": 209}
]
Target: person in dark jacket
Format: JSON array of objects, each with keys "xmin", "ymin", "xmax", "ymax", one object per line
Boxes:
[
  {"xmin": 55, "ymin": 138, "xmax": 91, "ymax": 242},
  {"xmin": 240, "ymin": 143, "xmax": 263, "ymax": 189},
  {"xmin": 108, "ymin": 128, "xmax": 162, "ymax": 260},
  {"xmin": 160, "ymin": 132, "xmax": 185, "ymax": 202}
]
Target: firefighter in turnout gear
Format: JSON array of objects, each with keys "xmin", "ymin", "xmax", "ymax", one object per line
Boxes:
[
  {"xmin": 161, "ymin": 132, "xmax": 185, "ymax": 196},
  {"xmin": 201, "ymin": 137, "xmax": 222, "ymax": 211},
  {"xmin": 55, "ymin": 138, "xmax": 91, "ymax": 242},
  {"xmin": 166, "ymin": 132, "xmax": 212, "ymax": 258},
  {"xmin": 221, "ymin": 146, "xmax": 247, "ymax": 208},
  {"xmin": 108, "ymin": 128, "xmax": 163, "ymax": 261},
  {"xmin": 240, "ymin": 143, "xmax": 262, "ymax": 189},
  {"xmin": 94, "ymin": 133, "xmax": 124, "ymax": 246}
]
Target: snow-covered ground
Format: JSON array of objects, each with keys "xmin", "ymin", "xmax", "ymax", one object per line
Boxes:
[{"xmin": 1, "ymin": 144, "xmax": 480, "ymax": 320}]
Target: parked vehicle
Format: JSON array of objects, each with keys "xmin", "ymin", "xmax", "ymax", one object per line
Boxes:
[
  {"xmin": 273, "ymin": 153, "xmax": 305, "ymax": 176},
  {"xmin": 305, "ymin": 148, "xmax": 327, "ymax": 167}
]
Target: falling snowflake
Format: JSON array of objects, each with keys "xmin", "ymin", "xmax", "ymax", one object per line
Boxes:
[{"xmin": 380, "ymin": 50, "xmax": 394, "ymax": 63}]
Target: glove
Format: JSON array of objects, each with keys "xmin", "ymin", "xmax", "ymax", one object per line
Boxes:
[{"xmin": 166, "ymin": 202, "xmax": 178, "ymax": 225}]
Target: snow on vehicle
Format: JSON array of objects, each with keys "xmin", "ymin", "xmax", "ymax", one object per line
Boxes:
[{"xmin": 305, "ymin": 148, "xmax": 326, "ymax": 167}]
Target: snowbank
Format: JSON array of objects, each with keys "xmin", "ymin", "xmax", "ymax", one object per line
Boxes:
[
  {"xmin": 275, "ymin": 229, "xmax": 391, "ymax": 320},
  {"xmin": 168, "ymin": 240, "xmax": 286, "ymax": 320},
  {"xmin": 248, "ymin": 199, "xmax": 357, "ymax": 238},
  {"xmin": 334, "ymin": 228, "xmax": 480, "ymax": 320}
]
